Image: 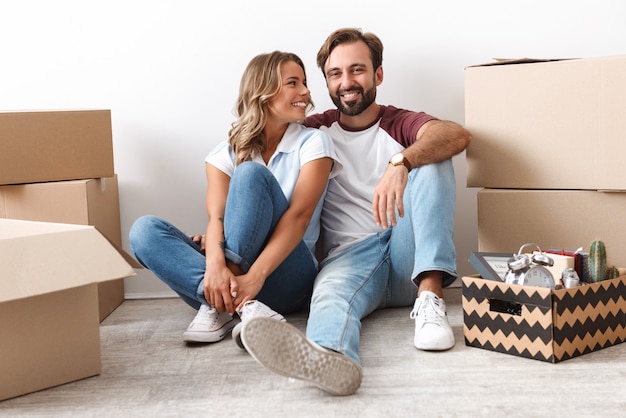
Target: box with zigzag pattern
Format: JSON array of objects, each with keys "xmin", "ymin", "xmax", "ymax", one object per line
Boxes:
[{"xmin": 462, "ymin": 275, "xmax": 626, "ymax": 362}]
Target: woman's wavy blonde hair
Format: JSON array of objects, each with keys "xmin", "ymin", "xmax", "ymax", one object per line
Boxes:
[{"xmin": 229, "ymin": 51, "xmax": 314, "ymax": 165}]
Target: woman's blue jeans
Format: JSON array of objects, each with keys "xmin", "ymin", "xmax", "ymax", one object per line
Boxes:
[
  {"xmin": 129, "ymin": 162, "xmax": 317, "ymax": 314},
  {"xmin": 306, "ymin": 159, "xmax": 457, "ymax": 364}
]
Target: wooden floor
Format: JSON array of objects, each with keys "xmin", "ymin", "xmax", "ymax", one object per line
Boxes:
[{"xmin": 2, "ymin": 287, "xmax": 625, "ymax": 417}]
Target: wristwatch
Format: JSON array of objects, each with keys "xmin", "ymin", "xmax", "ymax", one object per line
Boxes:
[{"xmin": 389, "ymin": 152, "xmax": 412, "ymax": 172}]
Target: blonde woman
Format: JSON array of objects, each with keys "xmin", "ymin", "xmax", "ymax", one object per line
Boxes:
[{"xmin": 130, "ymin": 51, "xmax": 340, "ymax": 346}]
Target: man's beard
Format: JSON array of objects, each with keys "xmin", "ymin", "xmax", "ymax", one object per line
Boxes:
[{"xmin": 331, "ymin": 85, "xmax": 376, "ymax": 116}]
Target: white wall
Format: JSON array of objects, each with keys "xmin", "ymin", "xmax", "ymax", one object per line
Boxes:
[{"xmin": 2, "ymin": 0, "xmax": 625, "ymax": 297}]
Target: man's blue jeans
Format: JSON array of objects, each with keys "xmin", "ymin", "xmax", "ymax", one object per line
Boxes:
[
  {"xmin": 129, "ymin": 162, "xmax": 317, "ymax": 314},
  {"xmin": 306, "ymin": 159, "xmax": 457, "ymax": 364}
]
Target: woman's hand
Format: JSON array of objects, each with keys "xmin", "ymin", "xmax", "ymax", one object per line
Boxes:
[
  {"xmin": 232, "ymin": 272, "xmax": 264, "ymax": 311},
  {"xmin": 203, "ymin": 263, "xmax": 238, "ymax": 314}
]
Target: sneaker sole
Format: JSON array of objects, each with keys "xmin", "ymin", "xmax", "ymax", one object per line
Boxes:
[
  {"xmin": 232, "ymin": 322, "xmax": 246, "ymax": 349},
  {"xmin": 414, "ymin": 338, "xmax": 455, "ymax": 351},
  {"xmin": 233, "ymin": 314, "xmax": 287, "ymax": 350},
  {"xmin": 183, "ymin": 319, "xmax": 238, "ymax": 343},
  {"xmin": 241, "ymin": 317, "xmax": 362, "ymax": 396}
]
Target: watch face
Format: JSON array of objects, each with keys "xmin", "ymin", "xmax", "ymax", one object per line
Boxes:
[
  {"xmin": 390, "ymin": 153, "xmax": 403, "ymax": 165},
  {"xmin": 389, "ymin": 153, "xmax": 411, "ymax": 171},
  {"xmin": 523, "ymin": 266, "xmax": 555, "ymax": 289}
]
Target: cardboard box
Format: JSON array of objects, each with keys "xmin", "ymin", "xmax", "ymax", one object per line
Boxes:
[
  {"xmin": 0, "ymin": 219, "xmax": 135, "ymax": 401},
  {"xmin": 478, "ymin": 189, "xmax": 626, "ymax": 269},
  {"xmin": 462, "ymin": 274, "xmax": 626, "ymax": 362},
  {"xmin": 465, "ymin": 55, "xmax": 626, "ymax": 190},
  {"xmin": 0, "ymin": 176, "xmax": 125, "ymax": 320},
  {"xmin": 0, "ymin": 109, "xmax": 114, "ymax": 185}
]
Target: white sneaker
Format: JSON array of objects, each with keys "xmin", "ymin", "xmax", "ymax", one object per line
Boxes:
[
  {"xmin": 183, "ymin": 304, "xmax": 237, "ymax": 343},
  {"xmin": 232, "ymin": 300, "xmax": 285, "ymax": 349},
  {"xmin": 410, "ymin": 291, "xmax": 455, "ymax": 351},
  {"xmin": 241, "ymin": 317, "xmax": 362, "ymax": 396}
]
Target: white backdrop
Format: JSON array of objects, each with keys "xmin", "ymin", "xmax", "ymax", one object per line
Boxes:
[{"xmin": 2, "ymin": 0, "xmax": 625, "ymax": 297}]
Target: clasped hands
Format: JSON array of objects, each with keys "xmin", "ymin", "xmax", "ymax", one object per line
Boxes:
[{"xmin": 190, "ymin": 233, "xmax": 262, "ymax": 314}]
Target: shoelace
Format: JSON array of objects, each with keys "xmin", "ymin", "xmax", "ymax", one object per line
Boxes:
[
  {"xmin": 409, "ymin": 295, "xmax": 445, "ymax": 323},
  {"xmin": 193, "ymin": 305, "xmax": 219, "ymax": 327},
  {"xmin": 238, "ymin": 300, "xmax": 262, "ymax": 320}
]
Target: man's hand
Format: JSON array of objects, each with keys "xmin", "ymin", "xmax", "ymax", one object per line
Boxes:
[{"xmin": 372, "ymin": 164, "xmax": 409, "ymax": 229}]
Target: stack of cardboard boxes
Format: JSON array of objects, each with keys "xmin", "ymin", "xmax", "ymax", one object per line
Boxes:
[
  {"xmin": 461, "ymin": 56, "xmax": 626, "ymax": 362},
  {"xmin": 465, "ymin": 55, "xmax": 626, "ymax": 261},
  {"xmin": 0, "ymin": 109, "xmax": 136, "ymax": 400},
  {"xmin": 0, "ymin": 109, "xmax": 126, "ymax": 320}
]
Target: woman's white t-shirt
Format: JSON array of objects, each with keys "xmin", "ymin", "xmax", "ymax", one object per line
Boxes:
[{"xmin": 205, "ymin": 122, "xmax": 341, "ymax": 258}]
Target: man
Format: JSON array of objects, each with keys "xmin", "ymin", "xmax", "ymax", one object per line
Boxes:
[{"xmin": 240, "ymin": 28, "xmax": 471, "ymax": 396}]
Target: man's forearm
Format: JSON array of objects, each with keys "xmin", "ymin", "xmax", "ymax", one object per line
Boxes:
[{"xmin": 404, "ymin": 120, "xmax": 471, "ymax": 168}]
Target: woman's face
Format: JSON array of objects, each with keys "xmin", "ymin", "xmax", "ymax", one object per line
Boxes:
[{"xmin": 267, "ymin": 60, "xmax": 311, "ymax": 124}]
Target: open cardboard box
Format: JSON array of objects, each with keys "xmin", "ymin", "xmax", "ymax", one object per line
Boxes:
[
  {"xmin": 462, "ymin": 274, "xmax": 626, "ymax": 363},
  {"xmin": 0, "ymin": 219, "xmax": 136, "ymax": 401},
  {"xmin": 0, "ymin": 175, "xmax": 130, "ymax": 321}
]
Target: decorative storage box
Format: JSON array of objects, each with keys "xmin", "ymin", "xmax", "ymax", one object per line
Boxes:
[{"xmin": 462, "ymin": 275, "xmax": 626, "ymax": 363}]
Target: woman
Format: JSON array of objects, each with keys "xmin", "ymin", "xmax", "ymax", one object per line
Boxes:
[{"xmin": 129, "ymin": 51, "xmax": 340, "ymax": 346}]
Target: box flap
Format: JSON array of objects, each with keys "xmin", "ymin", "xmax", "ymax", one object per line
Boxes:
[
  {"xmin": 467, "ymin": 57, "xmax": 575, "ymax": 68},
  {"xmin": 98, "ymin": 230, "xmax": 143, "ymax": 269},
  {"xmin": 0, "ymin": 219, "xmax": 135, "ymax": 302}
]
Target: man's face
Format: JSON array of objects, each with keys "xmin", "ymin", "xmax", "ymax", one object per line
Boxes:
[{"xmin": 323, "ymin": 41, "xmax": 381, "ymax": 116}]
